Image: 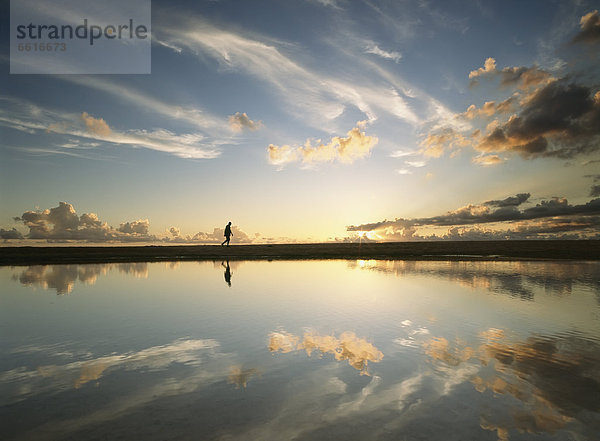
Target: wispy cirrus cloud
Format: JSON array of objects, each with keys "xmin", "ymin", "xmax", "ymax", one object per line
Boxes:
[
  {"xmin": 364, "ymin": 44, "xmax": 402, "ymax": 63},
  {"xmin": 154, "ymin": 17, "xmax": 419, "ymax": 128},
  {"xmin": 0, "ymin": 96, "xmax": 220, "ymax": 159},
  {"xmin": 59, "ymin": 76, "xmax": 229, "ymax": 133}
]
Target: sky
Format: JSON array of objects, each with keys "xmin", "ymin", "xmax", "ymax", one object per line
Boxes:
[{"xmin": 1, "ymin": 0, "xmax": 599, "ymax": 244}]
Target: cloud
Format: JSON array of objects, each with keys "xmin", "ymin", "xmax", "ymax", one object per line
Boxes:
[
  {"xmin": 472, "ymin": 154, "xmax": 503, "ymax": 166},
  {"xmin": 591, "ymin": 185, "xmax": 600, "ymax": 197},
  {"xmin": 312, "ymin": 0, "xmax": 342, "ymax": 9},
  {"xmin": 155, "ymin": 18, "xmax": 419, "ymax": 128},
  {"xmin": 468, "ymin": 58, "xmax": 554, "ymax": 89},
  {"xmin": 268, "ymin": 329, "xmax": 384, "ymax": 375},
  {"xmin": 476, "ymin": 331, "xmax": 600, "ymax": 439},
  {"xmin": 498, "ymin": 65, "xmax": 554, "ymax": 89},
  {"xmin": 1, "ymin": 338, "xmax": 220, "ymax": 402},
  {"xmin": 0, "ymin": 228, "xmax": 24, "ymax": 240},
  {"xmin": 60, "ymin": 76, "xmax": 229, "ymax": 133},
  {"xmin": 187, "ymin": 225, "xmax": 253, "ymax": 244},
  {"xmin": 81, "ymin": 112, "xmax": 111, "ymax": 137},
  {"xmin": 429, "ymin": 55, "xmax": 599, "ymax": 161},
  {"xmin": 12, "ymin": 263, "xmax": 149, "ymax": 294},
  {"xmin": 268, "ymin": 125, "xmax": 378, "ymax": 167},
  {"xmin": 475, "ymin": 81, "xmax": 600, "ymax": 159},
  {"xmin": 468, "ymin": 57, "xmax": 497, "ymax": 79},
  {"xmin": 424, "ymin": 337, "xmax": 474, "ymax": 367},
  {"xmin": 484, "ymin": 193, "xmax": 530, "ymax": 207},
  {"xmin": 423, "ymin": 58, "xmax": 568, "ymax": 159},
  {"xmin": 228, "ymin": 112, "xmax": 262, "ymax": 132},
  {"xmin": 117, "ymin": 219, "xmax": 150, "ymax": 235},
  {"xmin": 268, "ymin": 331, "xmax": 300, "ymax": 354},
  {"xmin": 389, "ymin": 149, "xmax": 418, "ymax": 158},
  {"xmin": 350, "ymin": 260, "xmax": 600, "ymax": 300},
  {"xmin": 12, "ymin": 202, "xmax": 157, "ymax": 242},
  {"xmin": 227, "ymin": 365, "xmax": 259, "ymax": 389},
  {"xmin": 461, "ymin": 97, "xmax": 515, "ymax": 119},
  {"xmin": 0, "ymin": 97, "xmax": 221, "ymax": 159},
  {"xmin": 420, "ymin": 127, "xmax": 470, "ymax": 157},
  {"xmin": 364, "ymin": 44, "xmax": 402, "ymax": 63},
  {"xmin": 572, "ymin": 10, "xmax": 600, "ymax": 44},
  {"xmin": 346, "ymin": 193, "xmax": 600, "ymax": 240}
]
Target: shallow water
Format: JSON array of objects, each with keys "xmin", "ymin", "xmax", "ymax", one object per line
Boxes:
[{"xmin": 1, "ymin": 260, "xmax": 599, "ymax": 441}]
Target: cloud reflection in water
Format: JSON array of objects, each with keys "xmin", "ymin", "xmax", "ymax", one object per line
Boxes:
[
  {"xmin": 269, "ymin": 330, "xmax": 383, "ymax": 375},
  {"xmin": 0, "ymin": 338, "xmax": 220, "ymax": 404},
  {"xmin": 423, "ymin": 327, "xmax": 600, "ymax": 440},
  {"xmin": 11, "ymin": 263, "xmax": 149, "ymax": 294},
  {"xmin": 349, "ymin": 260, "xmax": 600, "ymax": 300}
]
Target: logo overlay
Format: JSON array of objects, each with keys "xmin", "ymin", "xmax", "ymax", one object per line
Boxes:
[{"xmin": 10, "ymin": 0, "xmax": 151, "ymax": 74}]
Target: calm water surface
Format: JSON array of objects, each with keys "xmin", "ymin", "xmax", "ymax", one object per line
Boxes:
[{"xmin": 1, "ymin": 260, "xmax": 599, "ymax": 441}]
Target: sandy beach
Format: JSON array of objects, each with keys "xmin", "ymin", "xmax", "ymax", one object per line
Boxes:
[{"xmin": 1, "ymin": 240, "xmax": 598, "ymax": 266}]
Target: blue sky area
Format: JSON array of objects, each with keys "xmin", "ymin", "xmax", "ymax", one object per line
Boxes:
[{"xmin": 1, "ymin": 0, "xmax": 599, "ymax": 243}]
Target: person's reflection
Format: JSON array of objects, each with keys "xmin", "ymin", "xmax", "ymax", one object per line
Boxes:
[{"xmin": 222, "ymin": 260, "xmax": 232, "ymax": 287}]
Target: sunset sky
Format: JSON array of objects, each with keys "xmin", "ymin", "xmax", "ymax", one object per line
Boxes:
[{"xmin": 1, "ymin": 0, "xmax": 599, "ymax": 243}]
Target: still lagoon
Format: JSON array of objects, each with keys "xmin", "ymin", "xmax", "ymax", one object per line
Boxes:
[{"xmin": 1, "ymin": 260, "xmax": 599, "ymax": 440}]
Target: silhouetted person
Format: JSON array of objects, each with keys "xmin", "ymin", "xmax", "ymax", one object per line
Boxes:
[
  {"xmin": 221, "ymin": 221, "xmax": 233, "ymax": 246},
  {"xmin": 222, "ymin": 260, "xmax": 232, "ymax": 287}
]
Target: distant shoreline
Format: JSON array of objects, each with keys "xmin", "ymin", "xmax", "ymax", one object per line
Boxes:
[{"xmin": 1, "ymin": 241, "xmax": 598, "ymax": 266}]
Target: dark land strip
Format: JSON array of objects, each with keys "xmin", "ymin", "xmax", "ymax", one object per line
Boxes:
[{"xmin": 1, "ymin": 241, "xmax": 599, "ymax": 266}]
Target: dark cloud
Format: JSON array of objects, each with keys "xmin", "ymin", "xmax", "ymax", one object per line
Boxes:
[
  {"xmin": 468, "ymin": 58, "xmax": 553, "ymax": 90},
  {"xmin": 347, "ymin": 193, "xmax": 600, "ymax": 240},
  {"xmin": 477, "ymin": 81, "xmax": 600, "ymax": 159},
  {"xmin": 586, "ymin": 174, "xmax": 600, "ymax": 197},
  {"xmin": 0, "ymin": 228, "xmax": 24, "ymax": 240},
  {"xmin": 350, "ymin": 260, "xmax": 600, "ymax": 299},
  {"xmin": 571, "ymin": 10, "xmax": 600, "ymax": 44},
  {"xmin": 499, "ymin": 65, "xmax": 553, "ymax": 89},
  {"xmin": 476, "ymin": 331, "xmax": 600, "ymax": 439},
  {"xmin": 484, "ymin": 193, "xmax": 530, "ymax": 207}
]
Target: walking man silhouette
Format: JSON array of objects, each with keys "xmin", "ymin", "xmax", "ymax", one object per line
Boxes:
[{"xmin": 221, "ymin": 221, "xmax": 233, "ymax": 246}]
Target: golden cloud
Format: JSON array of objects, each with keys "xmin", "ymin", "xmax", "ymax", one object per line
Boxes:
[
  {"xmin": 81, "ymin": 112, "xmax": 111, "ymax": 137},
  {"xmin": 472, "ymin": 154, "xmax": 503, "ymax": 166},
  {"xmin": 268, "ymin": 329, "xmax": 383, "ymax": 375},
  {"xmin": 461, "ymin": 97, "xmax": 515, "ymax": 120},
  {"xmin": 420, "ymin": 127, "xmax": 471, "ymax": 158},
  {"xmin": 422, "ymin": 328, "xmax": 598, "ymax": 441},
  {"xmin": 268, "ymin": 125, "xmax": 378, "ymax": 166},
  {"xmin": 268, "ymin": 331, "xmax": 300, "ymax": 353},
  {"xmin": 423, "ymin": 337, "xmax": 474, "ymax": 366},
  {"xmin": 227, "ymin": 365, "xmax": 259, "ymax": 389},
  {"xmin": 469, "ymin": 57, "xmax": 497, "ymax": 79}
]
